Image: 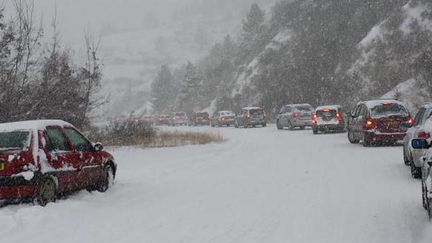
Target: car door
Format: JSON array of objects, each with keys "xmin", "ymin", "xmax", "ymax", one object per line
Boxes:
[
  {"xmin": 64, "ymin": 127, "xmax": 103, "ymax": 188},
  {"xmin": 282, "ymin": 106, "xmax": 291, "ymax": 126},
  {"xmin": 350, "ymin": 105, "xmax": 363, "ymax": 134},
  {"xmin": 45, "ymin": 126, "xmax": 80, "ymax": 192}
]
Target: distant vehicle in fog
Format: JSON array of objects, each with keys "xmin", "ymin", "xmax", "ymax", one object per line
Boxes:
[
  {"xmin": 211, "ymin": 111, "xmax": 236, "ymax": 127},
  {"xmin": 171, "ymin": 112, "xmax": 189, "ymax": 126},
  {"xmin": 403, "ymin": 103, "xmax": 432, "ymax": 178},
  {"xmin": 311, "ymin": 105, "xmax": 346, "ymax": 134},
  {"xmin": 235, "ymin": 107, "xmax": 267, "ymax": 128},
  {"xmin": 347, "ymin": 100, "xmax": 413, "ymax": 147},
  {"xmin": 276, "ymin": 104, "xmax": 314, "ymax": 130},
  {"xmin": 142, "ymin": 115, "xmax": 155, "ymax": 125},
  {"xmin": 192, "ymin": 112, "xmax": 210, "ymax": 126},
  {"xmin": 157, "ymin": 114, "xmax": 170, "ymax": 126}
]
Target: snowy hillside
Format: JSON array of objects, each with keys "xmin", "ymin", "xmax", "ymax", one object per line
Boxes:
[{"xmin": 93, "ymin": 0, "xmax": 278, "ymax": 120}]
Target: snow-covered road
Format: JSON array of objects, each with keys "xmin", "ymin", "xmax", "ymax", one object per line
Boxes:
[{"xmin": 1, "ymin": 126, "xmax": 431, "ymax": 243}]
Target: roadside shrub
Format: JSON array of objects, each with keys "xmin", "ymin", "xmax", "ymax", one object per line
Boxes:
[{"xmin": 89, "ymin": 120, "xmax": 157, "ymax": 146}]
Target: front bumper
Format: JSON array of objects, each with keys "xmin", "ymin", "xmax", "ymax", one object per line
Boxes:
[{"xmin": 0, "ymin": 176, "xmax": 39, "ymax": 201}]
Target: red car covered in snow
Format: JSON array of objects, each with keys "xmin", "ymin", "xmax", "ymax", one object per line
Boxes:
[{"xmin": 0, "ymin": 120, "xmax": 116, "ymax": 206}]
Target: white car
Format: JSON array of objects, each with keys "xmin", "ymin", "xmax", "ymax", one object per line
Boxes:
[
  {"xmin": 411, "ymin": 137, "xmax": 432, "ymax": 219},
  {"xmin": 402, "ymin": 103, "xmax": 432, "ymax": 178}
]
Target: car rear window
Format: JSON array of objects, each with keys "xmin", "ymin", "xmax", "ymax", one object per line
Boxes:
[
  {"xmin": 370, "ymin": 103, "xmax": 409, "ymax": 118},
  {"xmin": 294, "ymin": 105, "xmax": 313, "ymax": 112},
  {"xmin": 0, "ymin": 131, "xmax": 30, "ymax": 152},
  {"xmin": 316, "ymin": 109, "xmax": 337, "ymax": 117},
  {"xmin": 250, "ymin": 109, "xmax": 263, "ymax": 115}
]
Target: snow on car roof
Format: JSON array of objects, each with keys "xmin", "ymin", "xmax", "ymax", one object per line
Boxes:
[
  {"xmin": 243, "ymin": 107, "xmax": 263, "ymax": 110},
  {"xmin": 0, "ymin": 120, "xmax": 73, "ymax": 132},
  {"xmin": 291, "ymin": 103, "xmax": 313, "ymax": 107},
  {"xmin": 315, "ymin": 105, "xmax": 341, "ymax": 111},
  {"xmin": 359, "ymin": 100, "xmax": 407, "ymax": 110}
]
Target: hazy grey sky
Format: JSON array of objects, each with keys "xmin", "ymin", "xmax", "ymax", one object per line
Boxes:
[
  {"xmin": 4, "ymin": 0, "xmax": 185, "ymax": 45},
  {"xmin": 3, "ymin": 0, "xmax": 275, "ymax": 46}
]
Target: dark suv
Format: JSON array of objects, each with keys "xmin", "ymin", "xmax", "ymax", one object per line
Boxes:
[
  {"xmin": 235, "ymin": 107, "xmax": 267, "ymax": 128},
  {"xmin": 347, "ymin": 100, "xmax": 412, "ymax": 147}
]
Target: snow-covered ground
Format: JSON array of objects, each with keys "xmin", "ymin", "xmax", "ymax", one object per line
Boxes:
[{"xmin": 1, "ymin": 126, "xmax": 431, "ymax": 243}]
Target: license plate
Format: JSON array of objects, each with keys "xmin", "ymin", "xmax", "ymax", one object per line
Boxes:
[
  {"xmin": 386, "ymin": 120, "xmax": 400, "ymax": 127},
  {"xmin": 0, "ymin": 163, "xmax": 4, "ymax": 171}
]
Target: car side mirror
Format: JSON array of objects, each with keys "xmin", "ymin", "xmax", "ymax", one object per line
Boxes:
[
  {"xmin": 411, "ymin": 139, "xmax": 430, "ymax": 149},
  {"xmin": 94, "ymin": 143, "xmax": 104, "ymax": 152}
]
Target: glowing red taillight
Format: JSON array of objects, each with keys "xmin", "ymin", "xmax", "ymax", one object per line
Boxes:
[
  {"xmin": 311, "ymin": 113, "xmax": 317, "ymax": 124},
  {"xmin": 365, "ymin": 118, "xmax": 376, "ymax": 129},
  {"xmin": 417, "ymin": 130, "xmax": 430, "ymax": 139},
  {"xmin": 336, "ymin": 112, "xmax": 343, "ymax": 121},
  {"xmin": 408, "ymin": 117, "xmax": 415, "ymax": 126},
  {"xmin": 293, "ymin": 112, "xmax": 300, "ymax": 117}
]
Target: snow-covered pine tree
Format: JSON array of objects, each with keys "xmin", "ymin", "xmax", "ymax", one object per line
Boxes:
[{"xmin": 151, "ymin": 65, "xmax": 175, "ymax": 113}]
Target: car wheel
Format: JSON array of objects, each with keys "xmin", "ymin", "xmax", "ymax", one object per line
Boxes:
[
  {"xmin": 299, "ymin": 126, "xmax": 305, "ymax": 130},
  {"xmin": 423, "ymin": 182, "xmax": 428, "ymax": 210},
  {"xmin": 287, "ymin": 121, "xmax": 294, "ymax": 131},
  {"xmin": 97, "ymin": 165, "xmax": 115, "ymax": 193},
  {"xmin": 411, "ymin": 164, "xmax": 422, "ymax": 179},
  {"xmin": 37, "ymin": 177, "xmax": 57, "ymax": 207},
  {"xmin": 348, "ymin": 130, "xmax": 359, "ymax": 144},
  {"xmin": 276, "ymin": 120, "xmax": 283, "ymax": 130},
  {"xmin": 403, "ymin": 147, "xmax": 411, "ymax": 166},
  {"xmin": 313, "ymin": 128, "xmax": 318, "ymax": 134},
  {"xmin": 363, "ymin": 133, "xmax": 373, "ymax": 147},
  {"xmin": 262, "ymin": 123, "xmax": 267, "ymax": 127}
]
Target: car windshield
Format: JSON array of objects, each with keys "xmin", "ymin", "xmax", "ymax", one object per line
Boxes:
[
  {"xmin": 0, "ymin": 131, "xmax": 30, "ymax": 152},
  {"xmin": 370, "ymin": 103, "xmax": 408, "ymax": 118},
  {"xmin": 294, "ymin": 105, "xmax": 313, "ymax": 112}
]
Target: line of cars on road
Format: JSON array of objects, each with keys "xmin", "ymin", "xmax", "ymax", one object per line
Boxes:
[{"xmin": 274, "ymin": 99, "xmax": 432, "ymax": 218}]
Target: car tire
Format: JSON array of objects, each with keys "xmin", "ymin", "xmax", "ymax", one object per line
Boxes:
[
  {"xmin": 37, "ymin": 177, "xmax": 57, "ymax": 207},
  {"xmin": 313, "ymin": 128, "xmax": 318, "ymax": 134},
  {"xmin": 348, "ymin": 130, "xmax": 360, "ymax": 144},
  {"xmin": 403, "ymin": 147, "xmax": 411, "ymax": 166},
  {"xmin": 299, "ymin": 126, "xmax": 305, "ymax": 130},
  {"xmin": 97, "ymin": 165, "xmax": 115, "ymax": 193},
  {"xmin": 411, "ymin": 164, "xmax": 422, "ymax": 179},
  {"xmin": 276, "ymin": 120, "xmax": 283, "ymax": 130},
  {"xmin": 423, "ymin": 182, "xmax": 428, "ymax": 210},
  {"xmin": 287, "ymin": 121, "xmax": 294, "ymax": 131},
  {"xmin": 363, "ymin": 133, "xmax": 373, "ymax": 147}
]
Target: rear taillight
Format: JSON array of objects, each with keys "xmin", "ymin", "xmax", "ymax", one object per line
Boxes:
[
  {"xmin": 311, "ymin": 113, "xmax": 317, "ymax": 124},
  {"xmin": 336, "ymin": 112, "xmax": 343, "ymax": 121},
  {"xmin": 417, "ymin": 130, "xmax": 431, "ymax": 139},
  {"xmin": 365, "ymin": 118, "xmax": 376, "ymax": 129},
  {"xmin": 293, "ymin": 112, "xmax": 300, "ymax": 117},
  {"xmin": 408, "ymin": 117, "xmax": 415, "ymax": 126}
]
